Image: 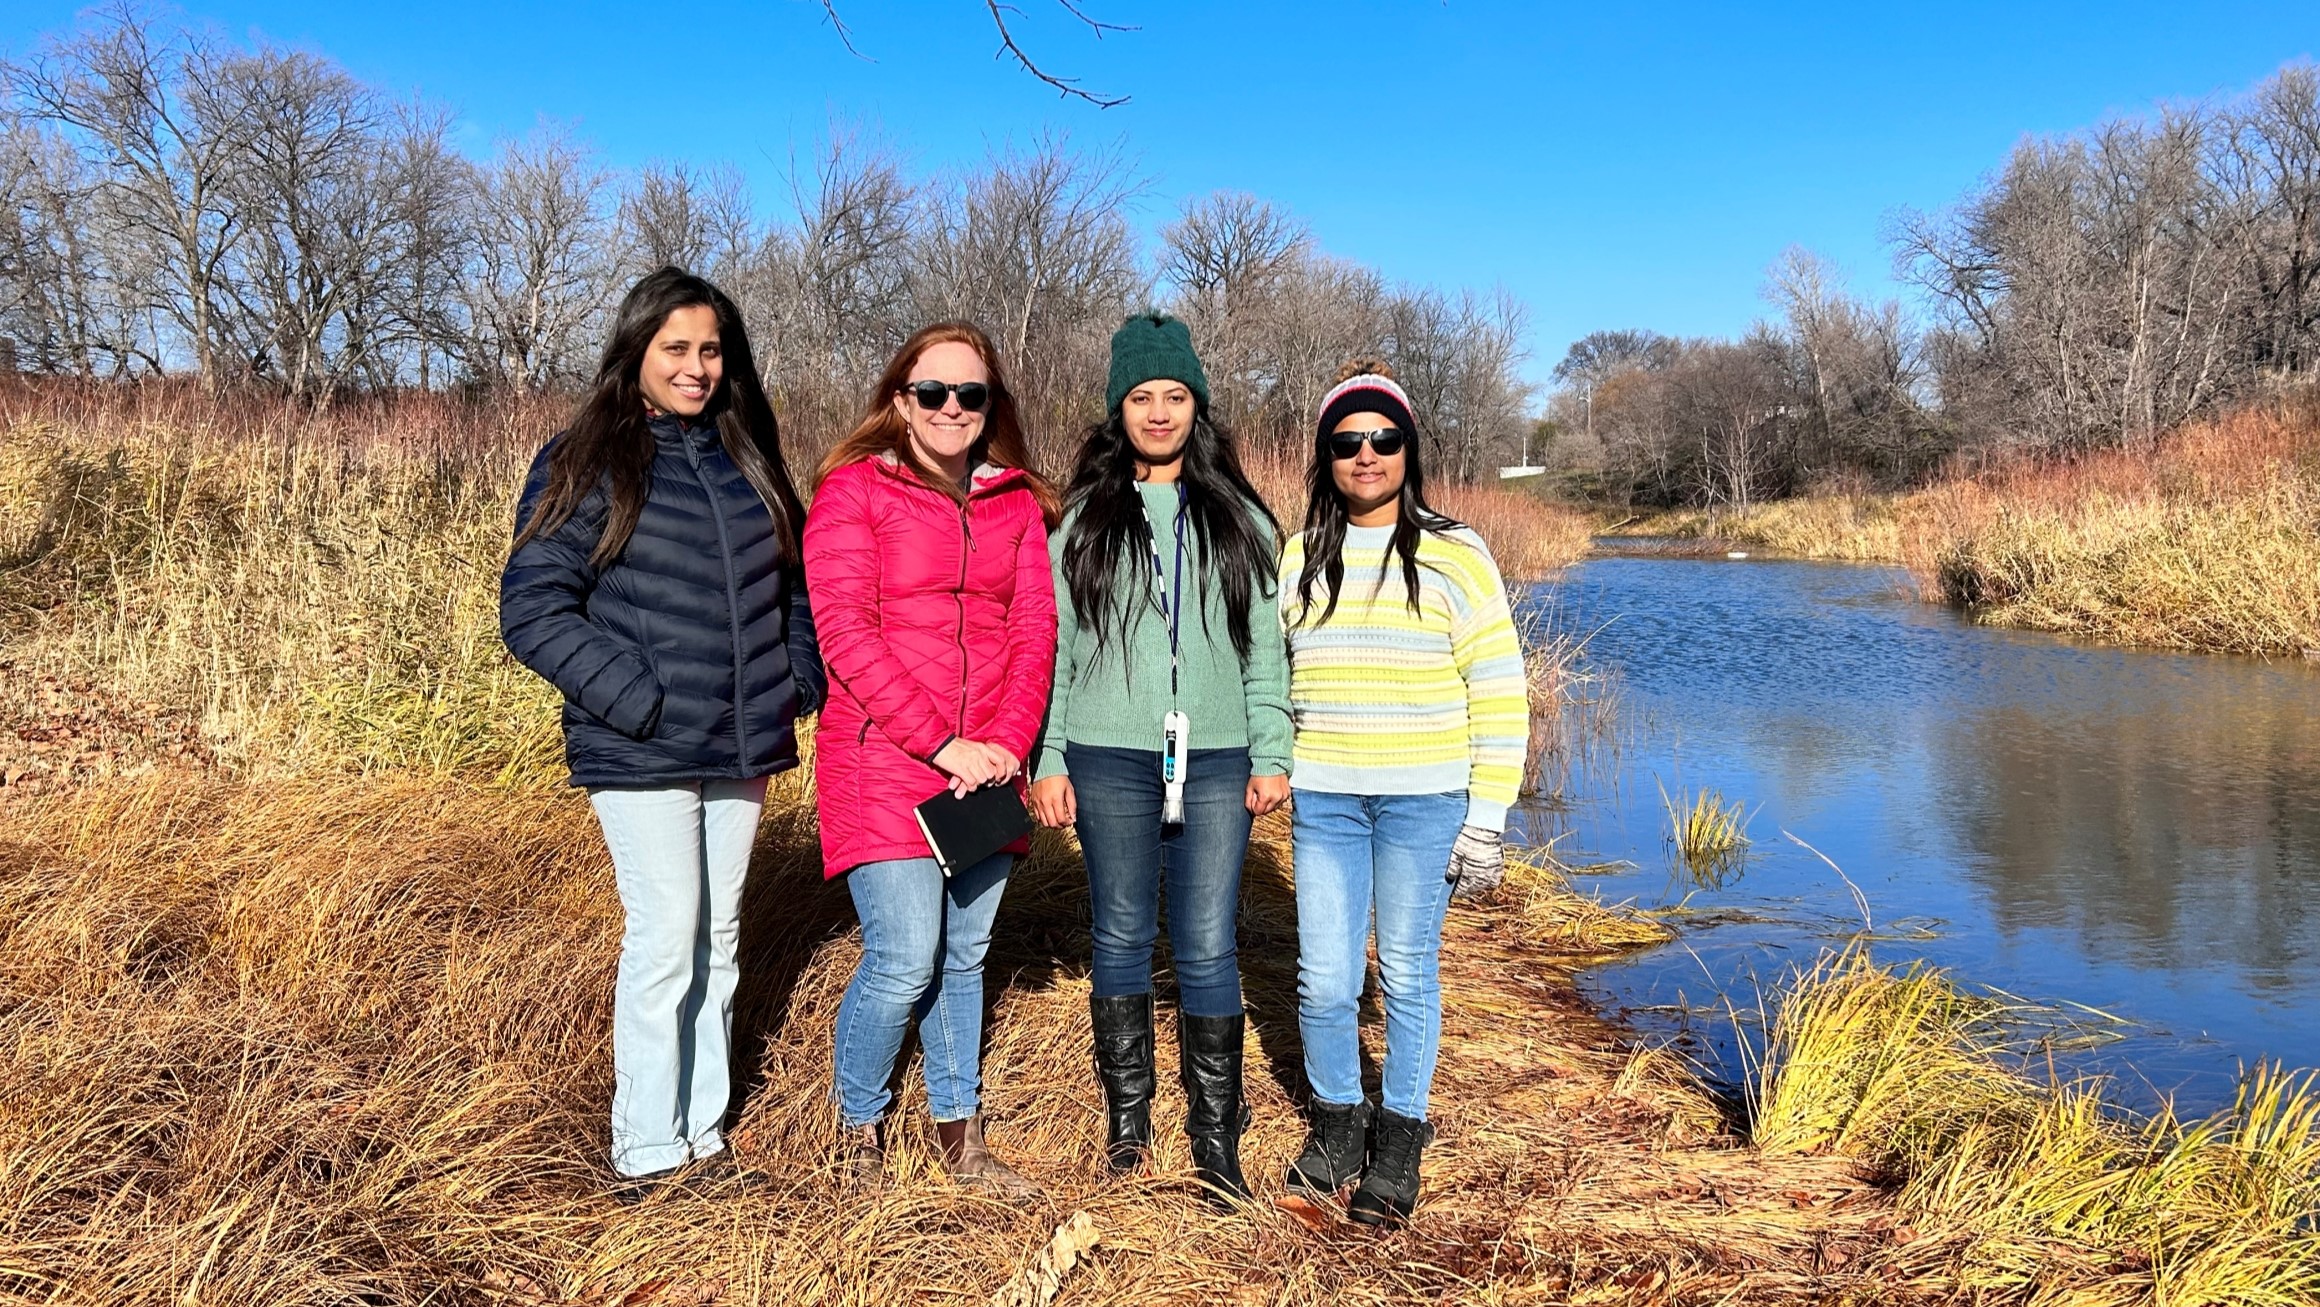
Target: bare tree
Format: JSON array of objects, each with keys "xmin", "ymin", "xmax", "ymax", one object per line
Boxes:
[
  {"xmin": 364, "ymin": 104, "xmax": 474, "ymax": 389},
  {"xmin": 914, "ymin": 134, "xmax": 1145, "ymax": 449},
  {"xmin": 11, "ymin": 8, "xmax": 254, "ymax": 385},
  {"xmin": 209, "ymin": 46, "xmax": 390, "ymax": 398},
  {"xmin": 461, "ymin": 127, "xmax": 612, "ymax": 389},
  {"xmin": 1161, "ymin": 191, "xmax": 1310, "ymax": 424}
]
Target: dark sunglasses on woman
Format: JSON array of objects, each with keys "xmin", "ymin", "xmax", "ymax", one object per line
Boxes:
[
  {"xmin": 906, "ymin": 380, "xmax": 991, "ymax": 412},
  {"xmin": 1328, "ymin": 428, "xmax": 1407, "ymax": 459}
]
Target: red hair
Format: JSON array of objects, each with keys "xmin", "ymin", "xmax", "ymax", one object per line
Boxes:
[{"xmin": 816, "ymin": 322, "xmax": 1060, "ymax": 526}]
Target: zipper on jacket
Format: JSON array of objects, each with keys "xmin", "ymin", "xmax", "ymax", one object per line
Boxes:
[
  {"xmin": 954, "ymin": 493, "xmax": 974, "ymax": 736},
  {"xmin": 682, "ymin": 430, "xmax": 754, "ymax": 765}
]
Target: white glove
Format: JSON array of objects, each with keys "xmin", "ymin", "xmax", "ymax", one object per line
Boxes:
[{"xmin": 1447, "ymin": 824, "xmax": 1504, "ymax": 898}]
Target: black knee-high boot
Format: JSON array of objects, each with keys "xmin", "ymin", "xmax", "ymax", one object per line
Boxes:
[
  {"xmin": 1178, "ymin": 1011, "xmax": 1251, "ymax": 1205},
  {"xmin": 1089, "ymin": 992, "xmax": 1155, "ymax": 1173}
]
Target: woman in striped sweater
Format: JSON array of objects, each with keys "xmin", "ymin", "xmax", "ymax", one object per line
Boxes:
[{"xmin": 1277, "ymin": 362, "xmax": 1527, "ymax": 1227}]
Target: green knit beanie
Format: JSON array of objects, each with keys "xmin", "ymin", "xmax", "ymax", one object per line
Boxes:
[{"xmin": 1105, "ymin": 313, "xmax": 1209, "ymax": 415}]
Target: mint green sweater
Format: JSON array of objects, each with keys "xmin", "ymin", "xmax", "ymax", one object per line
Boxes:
[{"xmin": 1033, "ymin": 481, "xmax": 1292, "ymax": 780}]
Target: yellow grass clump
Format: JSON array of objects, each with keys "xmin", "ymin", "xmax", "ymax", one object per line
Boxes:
[
  {"xmin": 1751, "ymin": 948, "xmax": 2320, "ymax": 1305},
  {"xmin": 1897, "ymin": 399, "xmax": 2320, "ymax": 656},
  {"xmin": 1657, "ymin": 783, "xmax": 1750, "ymax": 883}
]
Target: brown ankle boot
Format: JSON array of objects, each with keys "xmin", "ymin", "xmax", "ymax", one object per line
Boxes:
[
  {"xmin": 838, "ymin": 1120, "xmax": 885, "ymax": 1189},
  {"xmin": 933, "ymin": 1113, "xmax": 1043, "ymax": 1198}
]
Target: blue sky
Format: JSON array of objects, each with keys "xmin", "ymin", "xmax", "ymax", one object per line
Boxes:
[{"xmin": 7, "ymin": 1, "xmax": 2317, "ymax": 389}]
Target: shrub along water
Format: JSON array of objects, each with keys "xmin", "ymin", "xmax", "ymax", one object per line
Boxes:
[
  {"xmin": 1752, "ymin": 949, "xmax": 2320, "ymax": 1305},
  {"xmin": 1898, "ymin": 397, "xmax": 2320, "ymax": 657}
]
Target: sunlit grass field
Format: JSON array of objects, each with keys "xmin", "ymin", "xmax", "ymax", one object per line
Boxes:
[{"xmin": 4, "ymin": 381, "xmax": 2318, "ymax": 1304}]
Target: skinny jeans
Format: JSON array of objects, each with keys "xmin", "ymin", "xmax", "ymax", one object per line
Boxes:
[
  {"xmin": 588, "ymin": 777, "xmax": 768, "ymax": 1177},
  {"xmin": 1067, "ymin": 743, "xmax": 1254, "ymax": 1017},
  {"xmin": 832, "ymin": 851, "xmax": 1012, "ymax": 1128},
  {"xmin": 1291, "ymin": 788, "xmax": 1463, "ymax": 1120}
]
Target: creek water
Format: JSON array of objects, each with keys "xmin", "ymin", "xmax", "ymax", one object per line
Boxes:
[{"xmin": 1519, "ymin": 553, "xmax": 2320, "ymax": 1114}]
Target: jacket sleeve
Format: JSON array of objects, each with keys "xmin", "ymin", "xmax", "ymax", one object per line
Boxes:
[
  {"xmin": 802, "ymin": 467, "xmax": 958, "ymax": 761},
  {"xmin": 1242, "ymin": 516, "xmax": 1294, "ymax": 778},
  {"xmin": 787, "ymin": 562, "xmax": 825, "ymax": 716},
  {"xmin": 498, "ymin": 442, "xmax": 663, "ymax": 740},
  {"xmin": 992, "ymin": 498, "xmax": 1060, "ymax": 766},
  {"xmin": 1030, "ymin": 512, "xmax": 1078, "ymax": 781}
]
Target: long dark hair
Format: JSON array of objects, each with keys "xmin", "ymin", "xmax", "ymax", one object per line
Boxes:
[
  {"xmin": 513, "ymin": 266, "xmax": 803, "ymax": 565},
  {"xmin": 1294, "ymin": 361, "xmax": 1461, "ymax": 626},
  {"xmin": 1062, "ymin": 408, "xmax": 1281, "ymax": 662},
  {"xmin": 815, "ymin": 321, "xmax": 1061, "ymax": 526}
]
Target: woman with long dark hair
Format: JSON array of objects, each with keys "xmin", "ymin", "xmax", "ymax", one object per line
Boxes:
[
  {"xmin": 1276, "ymin": 362, "xmax": 1524, "ymax": 1227},
  {"xmin": 806, "ymin": 322, "xmax": 1060, "ymax": 1196},
  {"xmin": 1026, "ymin": 314, "xmax": 1289, "ymax": 1204},
  {"xmin": 499, "ymin": 266, "xmax": 820, "ymax": 1198}
]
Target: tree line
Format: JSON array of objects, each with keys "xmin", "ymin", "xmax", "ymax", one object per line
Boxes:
[
  {"xmin": 1551, "ymin": 64, "xmax": 2320, "ymax": 508},
  {"xmin": 0, "ymin": 9, "xmax": 1533, "ymax": 470}
]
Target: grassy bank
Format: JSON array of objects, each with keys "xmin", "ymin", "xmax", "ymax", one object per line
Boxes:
[
  {"xmin": 2, "ymin": 774, "xmax": 1938, "ymax": 1305},
  {"xmin": 1752, "ymin": 950, "xmax": 2320, "ymax": 1305},
  {"xmin": 1600, "ymin": 494, "xmax": 1904, "ymax": 563},
  {"xmin": 1898, "ymin": 400, "xmax": 2320, "ymax": 657},
  {"xmin": 8, "ymin": 381, "xmax": 2319, "ymax": 1303},
  {"xmin": 1594, "ymin": 398, "xmax": 2320, "ymax": 657}
]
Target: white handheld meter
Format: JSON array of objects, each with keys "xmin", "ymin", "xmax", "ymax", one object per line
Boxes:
[{"xmin": 1161, "ymin": 710, "xmax": 1190, "ymax": 825}]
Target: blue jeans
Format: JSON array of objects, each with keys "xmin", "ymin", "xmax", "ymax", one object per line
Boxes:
[
  {"xmin": 588, "ymin": 777, "xmax": 769, "ymax": 1177},
  {"xmin": 832, "ymin": 852, "xmax": 1012, "ymax": 1128},
  {"xmin": 1067, "ymin": 743, "xmax": 1254, "ymax": 1018},
  {"xmin": 1291, "ymin": 789, "xmax": 1464, "ymax": 1120}
]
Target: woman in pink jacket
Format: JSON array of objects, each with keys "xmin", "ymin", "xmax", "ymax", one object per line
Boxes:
[{"xmin": 805, "ymin": 322, "xmax": 1060, "ymax": 1195}]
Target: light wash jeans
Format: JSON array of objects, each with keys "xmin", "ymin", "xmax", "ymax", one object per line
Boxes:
[
  {"xmin": 588, "ymin": 777, "xmax": 768, "ymax": 1177},
  {"xmin": 832, "ymin": 852, "xmax": 1012, "ymax": 1128},
  {"xmin": 1291, "ymin": 789, "xmax": 1464, "ymax": 1120}
]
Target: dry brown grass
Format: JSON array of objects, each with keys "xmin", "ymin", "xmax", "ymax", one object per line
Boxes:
[
  {"xmin": 1602, "ymin": 496, "xmax": 1903, "ymax": 563},
  {"xmin": 1895, "ymin": 399, "xmax": 2320, "ymax": 656},
  {"xmin": 0, "ymin": 770, "xmax": 1926, "ymax": 1306},
  {"xmin": 14, "ymin": 380, "xmax": 2288, "ymax": 1304},
  {"xmin": 0, "ymin": 384, "xmax": 1587, "ymax": 794}
]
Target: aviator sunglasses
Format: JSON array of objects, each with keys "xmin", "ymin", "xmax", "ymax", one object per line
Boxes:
[
  {"xmin": 1327, "ymin": 427, "xmax": 1407, "ymax": 460},
  {"xmin": 904, "ymin": 379, "xmax": 991, "ymax": 412}
]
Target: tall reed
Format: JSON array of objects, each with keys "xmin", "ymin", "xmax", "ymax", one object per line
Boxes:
[
  {"xmin": 1897, "ymin": 398, "xmax": 2320, "ymax": 656},
  {"xmin": 1751, "ymin": 949, "xmax": 2320, "ymax": 1305}
]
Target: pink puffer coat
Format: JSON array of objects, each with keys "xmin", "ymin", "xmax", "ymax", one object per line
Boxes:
[{"xmin": 803, "ymin": 454, "xmax": 1057, "ymax": 878}]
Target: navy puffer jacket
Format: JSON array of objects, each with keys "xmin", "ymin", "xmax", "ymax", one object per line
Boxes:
[{"xmin": 499, "ymin": 413, "xmax": 823, "ymax": 788}]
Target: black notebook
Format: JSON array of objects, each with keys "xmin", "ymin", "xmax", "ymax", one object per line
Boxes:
[{"xmin": 914, "ymin": 783, "xmax": 1033, "ymax": 877}]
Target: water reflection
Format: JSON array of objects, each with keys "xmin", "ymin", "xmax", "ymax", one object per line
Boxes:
[{"xmin": 1538, "ymin": 557, "xmax": 2320, "ymax": 1111}]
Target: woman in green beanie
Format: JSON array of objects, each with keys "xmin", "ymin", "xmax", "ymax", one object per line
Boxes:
[{"xmin": 1027, "ymin": 313, "xmax": 1290, "ymax": 1205}]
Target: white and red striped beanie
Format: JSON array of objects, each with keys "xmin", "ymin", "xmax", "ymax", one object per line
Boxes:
[{"xmin": 1316, "ymin": 373, "xmax": 1418, "ymax": 442}]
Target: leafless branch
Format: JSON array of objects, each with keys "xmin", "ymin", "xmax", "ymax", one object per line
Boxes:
[
  {"xmin": 815, "ymin": 1, "xmax": 872, "ymax": 61},
  {"xmin": 984, "ymin": 1, "xmax": 1129, "ymax": 107}
]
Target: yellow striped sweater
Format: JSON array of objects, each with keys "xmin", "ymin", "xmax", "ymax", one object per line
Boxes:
[{"xmin": 1279, "ymin": 522, "xmax": 1528, "ymax": 831}]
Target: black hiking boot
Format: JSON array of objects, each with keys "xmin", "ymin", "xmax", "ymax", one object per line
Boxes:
[
  {"xmin": 1178, "ymin": 1011, "xmax": 1251, "ymax": 1206},
  {"xmin": 1283, "ymin": 1097, "xmax": 1372, "ymax": 1198},
  {"xmin": 1347, "ymin": 1107, "xmax": 1433, "ymax": 1227},
  {"xmin": 1089, "ymin": 992, "xmax": 1156, "ymax": 1174}
]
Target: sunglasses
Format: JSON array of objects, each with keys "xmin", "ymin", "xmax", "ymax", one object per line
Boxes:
[
  {"xmin": 1327, "ymin": 427, "xmax": 1407, "ymax": 460},
  {"xmin": 904, "ymin": 380, "xmax": 991, "ymax": 412}
]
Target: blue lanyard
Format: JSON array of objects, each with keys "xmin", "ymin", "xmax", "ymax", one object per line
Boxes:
[{"xmin": 1138, "ymin": 482, "xmax": 1187, "ymax": 701}]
